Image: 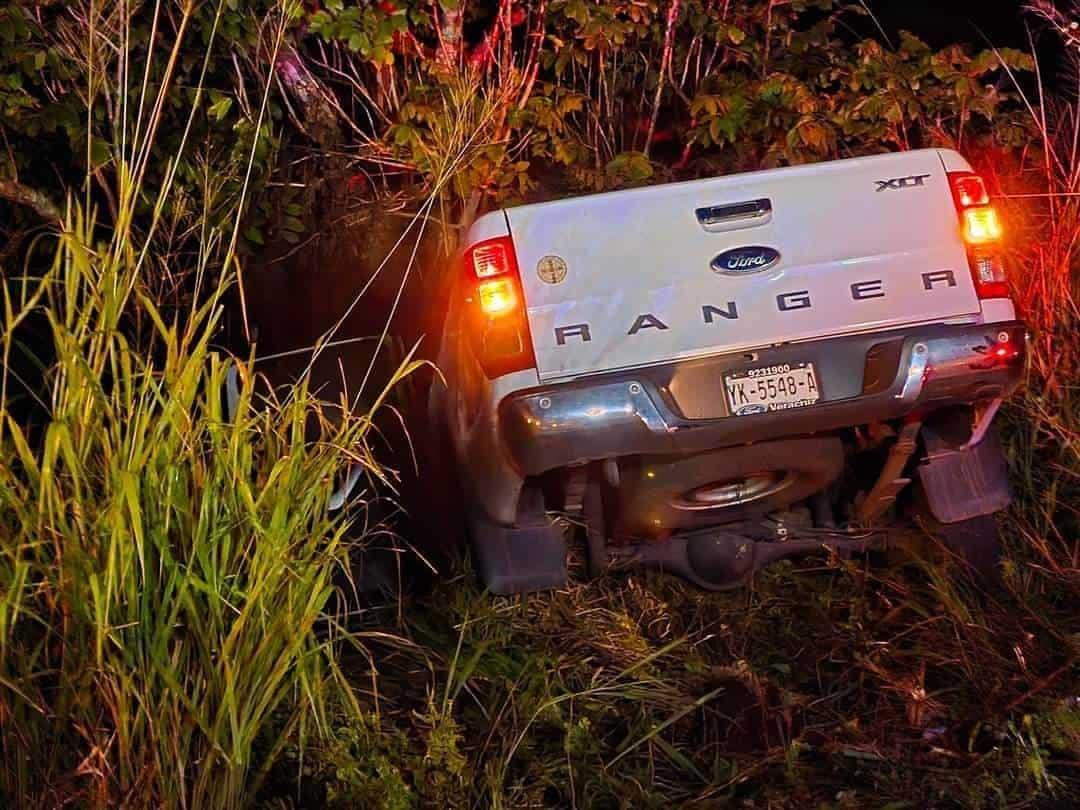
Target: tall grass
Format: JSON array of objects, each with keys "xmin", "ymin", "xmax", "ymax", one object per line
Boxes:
[
  {"xmin": 991, "ymin": 3, "xmax": 1080, "ymax": 575},
  {"xmin": 0, "ymin": 2, "xmax": 420, "ymax": 806}
]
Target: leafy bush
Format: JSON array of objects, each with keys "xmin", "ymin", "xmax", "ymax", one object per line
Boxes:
[{"xmin": 0, "ymin": 1, "xmax": 1038, "ymax": 254}]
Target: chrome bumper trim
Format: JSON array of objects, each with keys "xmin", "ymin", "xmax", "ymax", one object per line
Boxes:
[{"xmin": 523, "ymin": 380, "xmax": 672, "ymax": 437}]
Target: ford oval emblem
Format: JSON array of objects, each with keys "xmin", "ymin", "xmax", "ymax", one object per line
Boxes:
[{"xmin": 711, "ymin": 246, "xmax": 781, "ymax": 276}]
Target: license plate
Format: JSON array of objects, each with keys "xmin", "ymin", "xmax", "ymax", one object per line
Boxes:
[{"xmin": 724, "ymin": 363, "xmax": 820, "ymax": 416}]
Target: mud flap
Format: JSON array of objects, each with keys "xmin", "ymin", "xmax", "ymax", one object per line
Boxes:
[
  {"xmin": 468, "ymin": 512, "xmax": 567, "ymax": 595},
  {"xmin": 917, "ymin": 426, "xmax": 1011, "ymax": 524}
]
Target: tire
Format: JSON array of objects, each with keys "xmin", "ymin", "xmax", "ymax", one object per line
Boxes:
[
  {"xmin": 403, "ymin": 379, "xmax": 467, "ymax": 565},
  {"xmin": 614, "ymin": 437, "xmax": 845, "ymax": 537}
]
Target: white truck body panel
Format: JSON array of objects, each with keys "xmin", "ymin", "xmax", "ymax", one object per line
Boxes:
[{"xmin": 491, "ymin": 148, "xmax": 979, "ymax": 382}]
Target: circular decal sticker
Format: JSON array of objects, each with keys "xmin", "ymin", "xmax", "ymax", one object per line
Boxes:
[{"xmin": 536, "ymin": 255, "xmax": 568, "ymax": 284}]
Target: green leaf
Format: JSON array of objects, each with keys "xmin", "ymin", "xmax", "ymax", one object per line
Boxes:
[
  {"xmin": 348, "ymin": 32, "xmax": 368, "ymax": 53},
  {"xmin": 995, "ymin": 47, "xmax": 1035, "ymax": 72},
  {"xmin": 208, "ymin": 95, "xmax": 233, "ymax": 122},
  {"xmin": 89, "ymin": 136, "xmax": 110, "ymax": 167},
  {"xmin": 708, "ymin": 117, "xmax": 724, "ymax": 144},
  {"xmin": 391, "ymin": 124, "xmax": 416, "ymax": 146},
  {"xmin": 605, "ymin": 151, "xmax": 653, "ymax": 183},
  {"xmin": 309, "ymin": 10, "xmax": 331, "ymax": 33}
]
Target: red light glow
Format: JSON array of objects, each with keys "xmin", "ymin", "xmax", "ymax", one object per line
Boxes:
[{"xmin": 472, "ymin": 242, "xmax": 512, "ymax": 277}]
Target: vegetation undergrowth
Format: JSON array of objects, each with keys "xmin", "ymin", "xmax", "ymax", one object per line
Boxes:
[
  {"xmin": 0, "ymin": 1, "xmax": 1076, "ymax": 808},
  {"xmin": 0, "ymin": 197, "xmax": 417, "ymax": 808},
  {"xmin": 318, "ymin": 549, "xmax": 1075, "ymax": 808}
]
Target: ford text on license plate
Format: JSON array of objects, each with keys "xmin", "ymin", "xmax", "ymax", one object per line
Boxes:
[{"xmin": 724, "ymin": 363, "xmax": 820, "ymax": 416}]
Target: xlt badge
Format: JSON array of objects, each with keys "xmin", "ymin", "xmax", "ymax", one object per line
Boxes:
[
  {"xmin": 711, "ymin": 246, "xmax": 781, "ymax": 276},
  {"xmin": 875, "ymin": 173, "xmax": 931, "ymax": 192}
]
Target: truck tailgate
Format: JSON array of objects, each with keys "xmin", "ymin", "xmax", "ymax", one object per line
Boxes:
[{"xmin": 506, "ymin": 149, "xmax": 980, "ymax": 382}]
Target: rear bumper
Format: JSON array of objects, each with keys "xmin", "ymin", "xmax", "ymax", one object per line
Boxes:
[{"xmin": 461, "ymin": 321, "xmax": 1027, "ymax": 525}]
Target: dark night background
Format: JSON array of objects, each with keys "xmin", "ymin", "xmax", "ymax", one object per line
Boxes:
[
  {"xmin": 872, "ymin": 0, "xmax": 1026, "ymax": 47},
  {"xmin": 867, "ymin": 1, "xmax": 1065, "ymax": 87}
]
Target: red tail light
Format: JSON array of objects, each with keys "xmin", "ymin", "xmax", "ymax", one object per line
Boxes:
[
  {"xmin": 469, "ymin": 238, "xmax": 517, "ymax": 279},
  {"xmin": 949, "ymin": 173, "xmax": 990, "ymax": 208},
  {"xmin": 461, "ymin": 235, "xmax": 536, "ymax": 377},
  {"xmin": 948, "ymin": 171, "xmax": 1008, "ymax": 299}
]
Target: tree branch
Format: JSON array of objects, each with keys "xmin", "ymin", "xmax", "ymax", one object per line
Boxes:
[
  {"xmin": 644, "ymin": 0, "xmax": 681, "ymax": 158},
  {"xmin": 0, "ymin": 178, "xmax": 62, "ymax": 224},
  {"xmin": 436, "ymin": 3, "xmax": 464, "ymax": 68},
  {"xmin": 275, "ymin": 42, "xmax": 341, "ymax": 147}
]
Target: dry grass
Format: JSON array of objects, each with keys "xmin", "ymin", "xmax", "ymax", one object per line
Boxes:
[{"xmin": 286, "ymin": 531, "xmax": 1075, "ymax": 807}]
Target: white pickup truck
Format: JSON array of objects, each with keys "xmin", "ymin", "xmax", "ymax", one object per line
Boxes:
[{"xmin": 431, "ymin": 149, "xmax": 1025, "ymax": 594}]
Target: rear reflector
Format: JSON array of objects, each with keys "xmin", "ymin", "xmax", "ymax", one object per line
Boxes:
[{"xmin": 971, "ymin": 262, "xmax": 1008, "ymax": 299}]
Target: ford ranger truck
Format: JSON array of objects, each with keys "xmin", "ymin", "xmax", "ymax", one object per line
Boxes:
[{"xmin": 430, "ymin": 148, "xmax": 1025, "ymax": 594}]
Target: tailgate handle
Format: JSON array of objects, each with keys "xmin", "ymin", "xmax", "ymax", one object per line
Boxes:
[{"xmin": 696, "ymin": 198, "xmax": 772, "ymax": 230}]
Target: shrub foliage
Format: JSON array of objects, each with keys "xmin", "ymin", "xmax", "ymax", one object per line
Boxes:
[{"xmin": 0, "ymin": 0, "xmax": 1035, "ymax": 247}]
